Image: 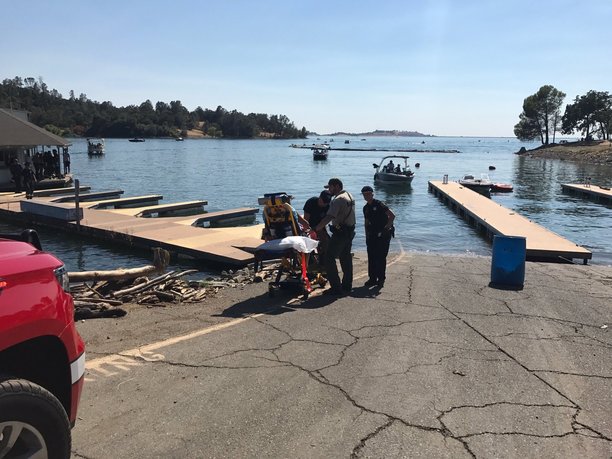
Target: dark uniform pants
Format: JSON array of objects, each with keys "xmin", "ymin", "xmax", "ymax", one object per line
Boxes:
[
  {"xmin": 325, "ymin": 230, "xmax": 355, "ymax": 291},
  {"xmin": 366, "ymin": 233, "xmax": 391, "ymax": 283}
]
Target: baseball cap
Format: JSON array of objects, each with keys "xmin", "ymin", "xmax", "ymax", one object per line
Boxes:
[
  {"xmin": 361, "ymin": 186, "xmax": 374, "ymax": 193},
  {"xmin": 324, "ymin": 177, "xmax": 343, "ymax": 189}
]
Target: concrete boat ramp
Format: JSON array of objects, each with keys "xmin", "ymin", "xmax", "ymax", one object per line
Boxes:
[
  {"xmin": 429, "ymin": 181, "xmax": 592, "ymax": 264},
  {"xmin": 0, "ymin": 187, "xmax": 262, "ymax": 266}
]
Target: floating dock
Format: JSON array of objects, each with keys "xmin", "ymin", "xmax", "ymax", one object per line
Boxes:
[
  {"xmin": 428, "ymin": 181, "xmax": 592, "ymax": 263},
  {"xmin": 561, "ymin": 183, "xmax": 612, "ymax": 203},
  {"xmin": 0, "ymin": 191, "xmax": 261, "ymax": 266},
  {"xmin": 290, "ymin": 145, "xmax": 460, "ymax": 153}
]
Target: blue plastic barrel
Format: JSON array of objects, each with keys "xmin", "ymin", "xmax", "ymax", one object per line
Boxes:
[{"xmin": 490, "ymin": 235, "xmax": 526, "ymax": 288}]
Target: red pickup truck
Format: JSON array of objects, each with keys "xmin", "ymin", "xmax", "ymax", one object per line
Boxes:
[{"xmin": 0, "ymin": 230, "xmax": 85, "ymax": 459}]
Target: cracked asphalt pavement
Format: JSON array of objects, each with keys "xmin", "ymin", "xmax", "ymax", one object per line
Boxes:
[{"xmin": 72, "ymin": 253, "xmax": 611, "ymax": 458}]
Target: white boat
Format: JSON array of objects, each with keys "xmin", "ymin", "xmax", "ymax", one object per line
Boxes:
[
  {"xmin": 312, "ymin": 144, "xmax": 329, "ymax": 160},
  {"xmin": 459, "ymin": 174, "xmax": 493, "ymax": 194},
  {"xmin": 87, "ymin": 138, "xmax": 105, "ymax": 155},
  {"xmin": 373, "ymin": 155, "xmax": 415, "ymax": 184}
]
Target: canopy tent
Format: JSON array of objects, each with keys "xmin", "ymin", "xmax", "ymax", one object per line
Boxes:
[{"xmin": 0, "ymin": 109, "xmax": 71, "ymax": 149}]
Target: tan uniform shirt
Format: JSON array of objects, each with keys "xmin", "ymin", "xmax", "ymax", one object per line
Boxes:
[{"xmin": 327, "ymin": 190, "xmax": 356, "ymax": 227}]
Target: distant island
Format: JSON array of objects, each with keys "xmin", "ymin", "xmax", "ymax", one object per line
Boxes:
[{"xmin": 322, "ymin": 129, "xmax": 434, "ymax": 137}]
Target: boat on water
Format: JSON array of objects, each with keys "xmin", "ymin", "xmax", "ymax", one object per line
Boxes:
[
  {"xmin": 129, "ymin": 138, "xmax": 145, "ymax": 142},
  {"xmin": 373, "ymin": 155, "xmax": 415, "ymax": 185},
  {"xmin": 87, "ymin": 138, "xmax": 105, "ymax": 155},
  {"xmin": 312, "ymin": 144, "xmax": 329, "ymax": 160},
  {"xmin": 175, "ymin": 137, "xmax": 184, "ymax": 141},
  {"xmin": 459, "ymin": 174, "xmax": 493, "ymax": 194},
  {"xmin": 491, "ymin": 182, "xmax": 513, "ymax": 192}
]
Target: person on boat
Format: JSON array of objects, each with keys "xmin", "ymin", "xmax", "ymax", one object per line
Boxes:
[
  {"xmin": 303, "ymin": 190, "xmax": 332, "ymax": 265},
  {"xmin": 52, "ymin": 150, "xmax": 61, "ymax": 177},
  {"xmin": 315, "ymin": 178, "xmax": 356, "ymax": 296},
  {"xmin": 361, "ymin": 185, "xmax": 395, "ymax": 288},
  {"xmin": 394, "ymin": 164, "xmax": 402, "ymax": 174},
  {"xmin": 386, "ymin": 160, "xmax": 395, "ymax": 173},
  {"xmin": 9, "ymin": 158, "xmax": 23, "ymax": 193},
  {"xmin": 22, "ymin": 162, "xmax": 37, "ymax": 199},
  {"xmin": 33, "ymin": 152, "xmax": 44, "ymax": 180},
  {"xmin": 43, "ymin": 150, "xmax": 53, "ymax": 178},
  {"xmin": 63, "ymin": 149, "xmax": 71, "ymax": 174}
]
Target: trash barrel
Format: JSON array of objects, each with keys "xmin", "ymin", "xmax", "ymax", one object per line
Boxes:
[{"xmin": 490, "ymin": 235, "xmax": 526, "ymax": 289}]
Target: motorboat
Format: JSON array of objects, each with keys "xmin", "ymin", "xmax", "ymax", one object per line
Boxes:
[
  {"xmin": 87, "ymin": 138, "xmax": 105, "ymax": 155},
  {"xmin": 491, "ymin": 182, "xmax": 513, "ymax": 192},
  {"xmin": 312, "ymin": 144, "xmax": 329, "ymax": 160},
  {"xmin": 373, "ymin": 155, "xmax": 415, "ymax": 185},
  {"xmin": 129, "ymin": 138, "xmax": 145, "ymax": 142},
  {"xmin": 176, "ymin": 137, "xmax": 184, "ymax": 141},
  {"xmin": 459, "ymin": 174, "xmax": 493, "ymax": 194}
]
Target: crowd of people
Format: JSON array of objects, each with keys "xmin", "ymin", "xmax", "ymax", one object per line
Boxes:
[{"xmin": 8, "ymin": 148, "xmax": 70, "ymax": 197}]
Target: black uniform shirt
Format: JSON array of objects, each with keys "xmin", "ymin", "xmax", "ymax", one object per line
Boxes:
[
  {"xmin": 363, "ymin": 199, "xmax": 391, "ymax": 237},
  {"xmin": 303, "ymin": 197, "xmax": 328, "ymax": 228}
]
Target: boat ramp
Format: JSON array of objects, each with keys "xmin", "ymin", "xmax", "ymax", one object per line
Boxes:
[
  {"xmin": 428, "ymin": 180, "xmax": 592, "ymax": 264},
  {"xmin": 0, "ymin": 188, "xmax": 262, "ymax": 266},
  {"xmin": 561, "ymin": 183, "xmax": 612, "ymax": 203}
]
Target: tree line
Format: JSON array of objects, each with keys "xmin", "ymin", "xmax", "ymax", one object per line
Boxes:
[
  {"xmin": 514, "ymin": 85, "xmax": 611, "ymax": 144},
  {"xmin": 0, "ymin": 76, "xmax": 308, "ymax": 139}
]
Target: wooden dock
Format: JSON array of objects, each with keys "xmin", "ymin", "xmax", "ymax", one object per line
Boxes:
[
  {"xmin": 428, "ymin": 181, "xmax": 592, "ymax": 263},
  {"xmin": 561, "ymin": 183, "xmax": 612, "ymax": 203},
  {"xmin": 0, "ymin": 192, "xmax": 263, "ymax": 266}
]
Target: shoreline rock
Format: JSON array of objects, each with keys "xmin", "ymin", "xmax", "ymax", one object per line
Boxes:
[{"xmin": 517, "ymin": 140, "xmax": 612, "ymax": 164}]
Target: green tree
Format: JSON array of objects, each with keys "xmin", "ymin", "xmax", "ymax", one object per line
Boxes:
[
  {"xmin": 562, "ymin": 90, "xmax": 612, "ymax": 141},
  {"xmin": 514, "ymin": 85, "xmax": 566, "ymax": 144}
]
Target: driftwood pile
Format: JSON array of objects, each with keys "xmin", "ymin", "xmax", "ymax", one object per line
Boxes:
[{"xmin": 70, "ymin": 265, "xmax": 275, "ymax": 320}]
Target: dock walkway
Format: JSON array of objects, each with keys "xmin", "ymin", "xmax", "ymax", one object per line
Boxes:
[
  {"xmin": 561, "ymin": 183, "xmax": 612, "ymax": 203},
  {"xmin": 0, "ymin": 193, "xmax": 263, "ymax": 266},
  {"xmin": 428, "ymin": 181, "xmax": 592, "ymax": 263}
]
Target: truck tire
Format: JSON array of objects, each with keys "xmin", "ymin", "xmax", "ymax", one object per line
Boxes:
[{"xmin": 0, "ymin": 378, "xmax": 71, "ymax": 459}]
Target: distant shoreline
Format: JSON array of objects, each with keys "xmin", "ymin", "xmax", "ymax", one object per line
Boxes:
[{"xmin": 518, "ymin": 140, "xmax": 612, "ymax": 164}]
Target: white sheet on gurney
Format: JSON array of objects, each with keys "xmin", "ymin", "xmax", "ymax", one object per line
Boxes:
[{"xmin": 256, "ymin": 236, "xmax": 319, "ymax": 253}]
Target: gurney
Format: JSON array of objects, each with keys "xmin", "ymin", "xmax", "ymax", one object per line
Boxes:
[
  {"xmin": 255, "ymin": 192, "xmax": 325, "ymax": 298},
  {"xmin": 254, "ymin": 236, "xmax": 321, "ymax": 298}
]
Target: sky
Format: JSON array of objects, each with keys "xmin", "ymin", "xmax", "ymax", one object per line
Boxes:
[{"xmin": 2, "ymin": 0, "xmax": 611, "ymax": 137}]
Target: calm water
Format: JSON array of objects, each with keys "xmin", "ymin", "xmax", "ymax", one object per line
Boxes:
[{"xmin": 2, "ymin": 136, "xmax": 611, "ymax": 272}]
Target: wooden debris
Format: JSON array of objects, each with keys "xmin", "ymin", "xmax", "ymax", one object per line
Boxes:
[{"xmin": 71, "ymin": 263, "xmax": 278, "ymax": 320}]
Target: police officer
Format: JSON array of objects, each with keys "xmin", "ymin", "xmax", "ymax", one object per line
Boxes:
[
  {"xmin": 361, "ymin": 185, "xmax": 395, "ymax": 288},
  {"xmin": 315, "ymin": 178, "xmax": 356, "ymax": 296}
]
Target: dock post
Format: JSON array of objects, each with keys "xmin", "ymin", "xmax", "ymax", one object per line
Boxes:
[{"xmin": 75, "ymin": 179, "xmax": 81, "ymax": 231}]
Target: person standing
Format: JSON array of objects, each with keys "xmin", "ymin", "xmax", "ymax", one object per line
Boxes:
[
  {"xmin": 315, "ymin": 178, "xmax": 356, "ymax": 295},
  {"xmin": 22, "ymin": 162, "xmax": 37, "ymax": 199},
  {"xmin": 9, "ymin": 158, "xmax": 23, "ymax": 193},
  {"xmin": 361, "ymin": 186, "xmax": 395, "ymax": 288},
  {"xmin": 62, "ymin": 149, "xmax": 71, "ymax": 174}
]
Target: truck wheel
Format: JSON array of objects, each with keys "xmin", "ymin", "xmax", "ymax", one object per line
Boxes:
[{"xmin": 0, "ymin": 378, "xmax": 71, "ymax": 459}]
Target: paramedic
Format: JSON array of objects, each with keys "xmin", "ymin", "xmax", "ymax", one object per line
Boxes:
[{"xmin": 303, "ymin": 190, "xmax": 332, "ymax": 264}]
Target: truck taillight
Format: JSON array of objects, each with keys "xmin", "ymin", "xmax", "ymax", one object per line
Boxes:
[{"xmin": 54, "ymin": 265, "xmax": 70, "ymax": 292}]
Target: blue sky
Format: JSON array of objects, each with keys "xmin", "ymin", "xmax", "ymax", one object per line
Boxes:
[{"xmin": 2, "ymin": 0, "xmax": 611, "ymax": 136}]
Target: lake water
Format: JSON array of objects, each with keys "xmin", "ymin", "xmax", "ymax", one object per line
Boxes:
[{"xmin": 2, "ymin": 136, "xmax": 611, "ymax": 273}]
